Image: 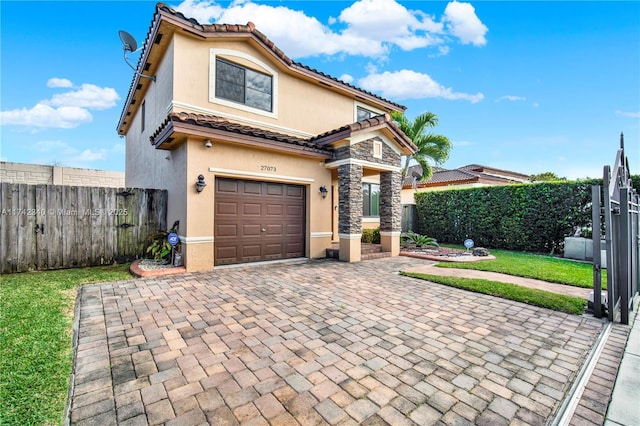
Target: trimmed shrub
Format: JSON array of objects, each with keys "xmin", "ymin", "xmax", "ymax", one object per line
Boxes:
[
  {"xmin": 415, "ymin": 180, "xmax": 601, "ymax": 254},
  {"xmin": 361, "ymin": 227, "xmax": 381, "ymax": 244}
]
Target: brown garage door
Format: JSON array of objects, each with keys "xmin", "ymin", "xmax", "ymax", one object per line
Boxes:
[{"xmin": 214, "ymin": 178, "xmax": 305, "ymax": 266}]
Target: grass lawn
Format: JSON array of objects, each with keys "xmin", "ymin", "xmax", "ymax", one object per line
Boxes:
[
  {"xmin": 0, "ymin": 264, "xmax": 132, "ymax": 426},
  {"xmin": 436, "ymin": 246, "xmax": 604, "ymax": 289},
  {"xmin": 401, "ymin": 272, "xmax": 587, "ymax": 315}
]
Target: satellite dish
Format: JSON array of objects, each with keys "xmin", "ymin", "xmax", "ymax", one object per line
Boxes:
[
  {"xmin": 118, "ymin": 30, "xmax": 138, "ymax": 53},
  {"xmin": 118, "ymin": 30, "xmax": 155, "ymax": 82}
]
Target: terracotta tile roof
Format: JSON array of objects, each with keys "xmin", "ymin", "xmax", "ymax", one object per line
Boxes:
[
  {"xmin": 311, "ymin": 114, "xmax": 417, "ymax": 152},
  {"xmin": 150, "ymin": 112, "xmax": 333, "ymax": 156},
  {"xmin": 403, "ymin": 164, "xmax": 529, "ymax": 188},
  {"xmin": 458, "ymin": 164, "xmax": 530, "ymax": 180}
]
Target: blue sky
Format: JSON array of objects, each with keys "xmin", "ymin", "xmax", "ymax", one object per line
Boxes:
[{"xmin": 1, "ymin": 0, "xmax": 638, "ymax": 179}]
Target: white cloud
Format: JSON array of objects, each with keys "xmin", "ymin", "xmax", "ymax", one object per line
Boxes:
[
  {"xmin": 47, "ymin": 78, "xmax": 73, "ymax": 88},
  {"xmin": 429, "ymin": 45, "xmax": 450, "ymax": 58},
  {"xmin": 1, "ymin": 80, "xmax": 119, "ymax": 129},
  {"xmin": 1, "ymin": 104, "xmax": 92, "ymax": 129},
  {"xmin": 70, "ymin": 148, "xmax": 108, "ymax": 163},
  {"xmin": 616, "ymin": 110, "xmax": 640, "ymax": 118},
  {"xmin": 338, "ymin": 0, "xmax": 444, "ymax": 52},
  {"xmin": 172, "ymin": 0, "xmax": 488, "ymax": 59},
  {"xmin": 453, "ymin": 140, "xmax": 474, "ymax": 147},
  {"xmin": 48, "ymin": 84, "xmax": 119, "ymax": 110},
  {"xmin": 339, "ymin": 74, "xmax": 354, "ymax": 84},
  {"xmin": 30, "ymin": 140, "xmax": 123, "ymax": 168},
  {"xmin": 34, "ymin": 140, "xmax": 78, "ymax": 154},
  {"xmin": 443, "ymin": 1, "xmax": 488, "ymax": 46},
  {"xmin": 497, "ymin": 95, "xmax": 526, "ymax": 102},
  {"xmin": 173, "ymin": 0, "xmax": 223, "ymax": 24},
  {"xmin": 208, "ymin": 2, "xmax": 351, "ymax": 58},
  {"xmin": 358, "ymin": 69, "xmax": 484, "ymax": 103}
]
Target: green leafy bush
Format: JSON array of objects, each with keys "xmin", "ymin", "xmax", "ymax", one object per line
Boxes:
[
  {"xmin": 361, "ymin": 227, "xmax": 381, "ymax": 244},
  {"xmin": 401, "ymin": 231, "xmax": 439, "ymax": 247},
  {"xmin": 145, "ymin": 231, "xmax": 172, "ymax": 261},
  {"xmin": 414, "ymin": 180, "xmax": 602, "ymax": 254}
]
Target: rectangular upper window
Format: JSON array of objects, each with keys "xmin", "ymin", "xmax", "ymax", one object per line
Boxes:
[
  {"xmin": 357, "ymin": 106, "xmax": 376, "ymax": 122},
  {"xmin": 215, "ymin": 58, "xmax": 272, "ymax": 112},
  {"xmin": 141, "ymin": 100, "xmax": 145, "ymax": 132}
]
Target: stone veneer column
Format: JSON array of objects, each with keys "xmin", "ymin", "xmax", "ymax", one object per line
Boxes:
[
  {"xmin": 338, "ymin": 163, "xmax": 362, "ymax": 262},
  {"xmin": 379, "ymin": 170, "xmax": 402, "ymax": 255}
]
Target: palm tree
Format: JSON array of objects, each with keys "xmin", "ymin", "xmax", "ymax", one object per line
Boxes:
[{"xmin": 391, "ymin": 111, "xmax": 452, "ymax": 181}]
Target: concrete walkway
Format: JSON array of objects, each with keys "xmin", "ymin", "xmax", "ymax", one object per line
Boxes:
[
  {"xmin": 401, "ymin": 264, "xmax": 593, "ymax": 299},
  {"xmin": 67, "ymin": 257, "xmax": 608, "ymax": 425},
  {"xmin": 604, "ymin": 298, "xmax": 640, "ymax": 426}
]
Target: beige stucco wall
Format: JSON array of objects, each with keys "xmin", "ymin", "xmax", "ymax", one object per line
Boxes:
[
  {"xmin": 0, "ymin": 162, "xmax": 124, "ymax": 187},
  {"xmin": 172, "ymin": 33, "xmax": 365, "ymax": 137}
]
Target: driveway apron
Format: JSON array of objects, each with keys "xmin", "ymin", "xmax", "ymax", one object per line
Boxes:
[{"xmin": 68, "ymin": 257, "xmax": 604, "ymax": 425}]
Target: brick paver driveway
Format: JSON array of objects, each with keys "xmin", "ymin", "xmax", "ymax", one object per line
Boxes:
[{"xmin": 69, "ymin": 257, "xmax": 603, "ymax": 425}]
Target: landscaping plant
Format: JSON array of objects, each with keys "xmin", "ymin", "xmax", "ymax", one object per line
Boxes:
[{"xmin": 402, "ymin": 231, "xmax": 439, "ymax": 248}]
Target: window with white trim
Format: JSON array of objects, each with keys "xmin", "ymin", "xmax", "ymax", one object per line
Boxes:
[
  {"xmin": 363, "ymin": 183, "xmax": 380, "ymax": 217},
  {"xmin": 215, "ymin": 58, "xmax": 273, "ymax": 112}
]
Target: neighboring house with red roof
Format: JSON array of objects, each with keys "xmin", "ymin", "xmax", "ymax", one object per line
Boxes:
[
  {"xmin": 119, "ymin": 3, "xmax": 416, "ymax": 271},
  {"xmin": 401, "ymin": 164, "xmax": 530, "ymax": 204}
]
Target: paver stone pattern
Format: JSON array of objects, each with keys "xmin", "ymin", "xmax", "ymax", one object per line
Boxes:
[{"xmin": 69, "ymin": 257, "xmax": 604, "ymax": 425}]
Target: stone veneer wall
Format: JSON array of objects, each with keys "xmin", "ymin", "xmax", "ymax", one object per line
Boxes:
[
  {"xmin": 334, "ymin": 137, "xmax": 401, "ymax": 167},
  {"xmin": 379, "ymin": 171, "xmax": 402, "ymax": 232},
  {"xmin": 0, "ymin": 162, "xmax": 125, "ymax": 188},
  {"xmin": 338, "ymin": 163, "xmax": 363, "ymax": 234}
]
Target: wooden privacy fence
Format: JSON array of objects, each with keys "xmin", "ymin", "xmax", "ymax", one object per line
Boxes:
[{"xmin": 0, "ymin": 184, "xmax": 167, "ymax": 273}]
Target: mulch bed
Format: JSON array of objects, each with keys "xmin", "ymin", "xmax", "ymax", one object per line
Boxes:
[{"xmin": 400, "ymin": 246, "xmax": 492, "ymax": 262}]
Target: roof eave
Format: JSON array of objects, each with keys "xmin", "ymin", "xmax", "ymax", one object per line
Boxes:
[{"xmin": 151, "ymin": 119, "xmax": 333, "ymax": 159}]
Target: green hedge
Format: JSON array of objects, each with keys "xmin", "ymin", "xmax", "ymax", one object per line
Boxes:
[
  {"xmin": 415, "ymin": 180, "xmax": 602, "ymax": 254},
  {"xmin": 631, "ymin": 174, "xmax": 640, "ymax": 192}
]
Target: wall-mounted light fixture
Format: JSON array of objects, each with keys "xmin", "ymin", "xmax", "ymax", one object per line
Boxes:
[
  {"xmin": 204, "ymin": 139, "xmax": 212, "ymax": 148},
  {"xmin": 319, "ymin": 186, "xmax": 328, "ymax": 199},
  {"xmin": 195, "ymin": 175, "xmax": 207, "ymax": 193}
]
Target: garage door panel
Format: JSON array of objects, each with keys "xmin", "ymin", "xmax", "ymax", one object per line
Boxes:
[
  {"xmin": 287, "ymin": 205, "xmax": 303, "ymax": 217},
  {"xmin": 287, "ymin": 186, "xmax": 304, "ymax": 198},
  {"xmin": 216, "ymin": 224, "xmax": 238, "ymax": 237},
  {"xmin": 217, "ymin": 202, "xmax": 238, "ymax": 216},
  {"xmin": 217, "ymin": 179, "xmax": 238, "ymax": 193},
  {"xmin": 266, "ymin": 184, "xmax": 284, "ymax": 196},
  {"xmin": 265, "ymin": 224, "xmax": 283, "ymax": 236},
  {"xmin": 266, "ymin": 204, "xmax": 283, "ymax": 216},
  {"xmin": 242, "ymin": 224, "xmax": 262, "ymax": 237},
  {"xmin": 216, "ymin": 246, "xmax": 237, "ymax": 263},
  {"xmin": 242, "ymin": 245, "xmax": 261, "ymax": 257},
  {"xmin": 286, "ymin": 242, "xmax": 303, "ymax": 256},
  {"xmin": 243, "ymin": 182, "xmax": 262, "ymax": 195},
  {"xmin": 286, "ymin": 224, "xmax": 303, "ymax": 236},
  {"xmin": 242, "ymin": 203, "xmax": 262, "ymax": 216},
  {"xmin": 215, "ymin": 178, "xmax": 305, "ymax": 266},
  {"xmin": 265, "ymin": 243, "xmax": 283, "ymax": 256}
]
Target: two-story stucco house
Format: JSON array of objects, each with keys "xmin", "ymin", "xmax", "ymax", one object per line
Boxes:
[{"xmin": 118, "ymin": 3, "xmax": 416, "ymax": 272}]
